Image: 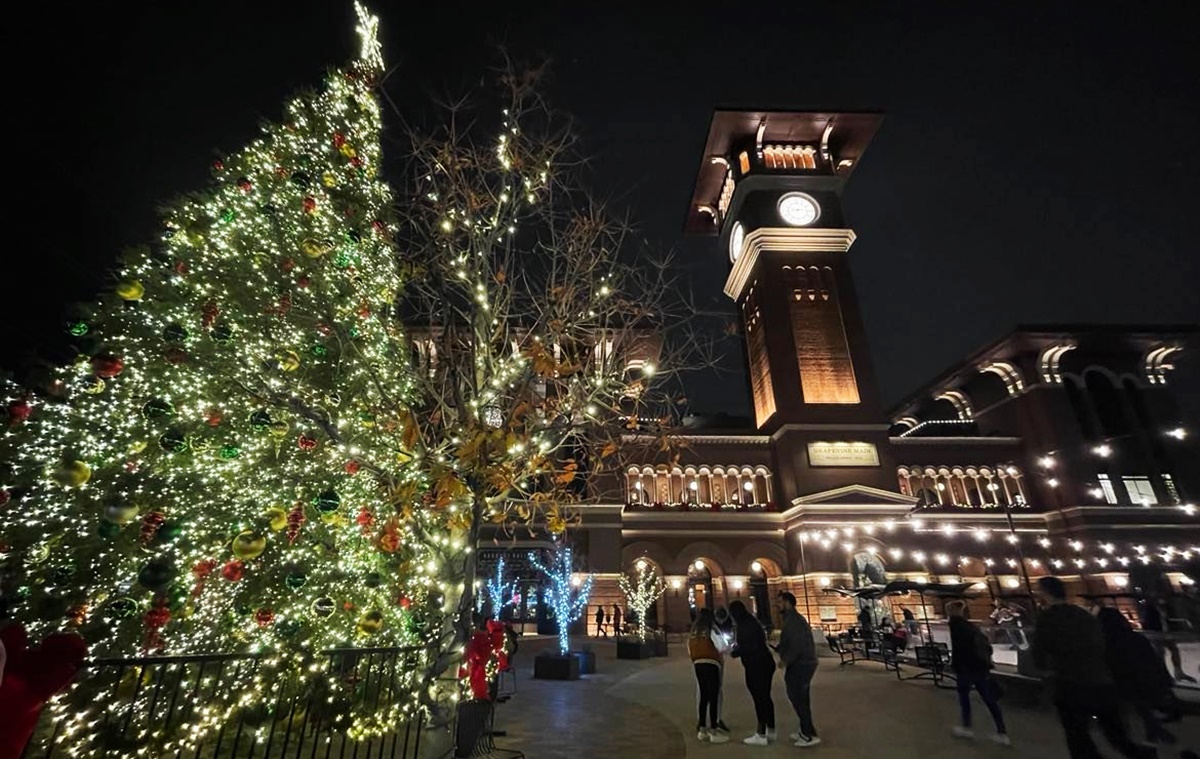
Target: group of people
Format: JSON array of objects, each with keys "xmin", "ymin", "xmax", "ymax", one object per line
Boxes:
[
  {"xmin": 593, "ymin": 604, "xmax": 624, "ymax": 638},
  {"xmin": 688, "ymin": 592, "xmax": 822, "ymax": 748},
  {"xmin": 948, "ymin": 575, "xmax": 1187, "ymax": 758}
]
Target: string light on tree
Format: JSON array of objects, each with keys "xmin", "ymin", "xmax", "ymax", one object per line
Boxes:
[
  {"xmin": 529, "ymin": 544, "xmax": 593, "ymax": 655},
  {"xmin": 619, "ymin": 559, "xmax": 666, "ymax": 642}
]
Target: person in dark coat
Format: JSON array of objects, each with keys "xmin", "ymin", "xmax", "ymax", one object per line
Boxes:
[
  {"xmin": 775, "ymin": 592, "xmax": 820, "ymax": 747},
  {"xmin": 1097, "ymin": 608, "xmax": 1176, "ymax": 745},
  {"xmin": 594, "ymin": 605, "xmax": 607, "ymax": 638},
  {"xmin": 729, "ymin": 600, "xmax": 776, "ymax": 745},
  {"xmin": 612, "ymin": 605, "xmax": 623, "ymax": 636},
  {"xmin": 947, "ymin": 600, "xmax": 1009, "ymax": 745}
]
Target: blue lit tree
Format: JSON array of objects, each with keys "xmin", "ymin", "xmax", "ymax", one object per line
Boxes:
[
  {"xmin": 530, "ymin": 544, "xmax": 593, "ymax": 655},
  {"xmin": 485, "ymin": 556, "xmax": 516, "ymax": 619}
]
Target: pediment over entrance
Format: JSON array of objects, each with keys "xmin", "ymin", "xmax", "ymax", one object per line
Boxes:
[{"xmin": 782, "ymin": 484, "xmax": 916, "ymax": 521}]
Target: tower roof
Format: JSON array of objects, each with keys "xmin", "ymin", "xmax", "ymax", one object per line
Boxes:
[{"xmin": 685, "ymin": 110, "xmax": 882, "ymax": 235}]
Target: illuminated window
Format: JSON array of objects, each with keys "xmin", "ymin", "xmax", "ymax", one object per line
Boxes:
[
  {"xmin": 738, "ymin": 151, "xmax": 751, "ymax": 175},
  {"xmin": 1097, "ymin": 474, "xmax": 1118, "ymax": 505},
  {"xmin": 1122, "ymin": 476, "xmax": 1157, "ymax": 506}
]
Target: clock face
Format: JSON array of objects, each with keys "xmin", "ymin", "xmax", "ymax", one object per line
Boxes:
[
  {"xmin": 728, "ymin": 222, "xmax": 745, "ymax": 263},
  {"xmin": 777, "ymin": 192, "xmax": 820, "ymax": 227}
]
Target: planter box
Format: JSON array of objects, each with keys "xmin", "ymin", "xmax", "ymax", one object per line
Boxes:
[
  {"xmin": 534, "ymin": 653, "xmax": 580, "ymax": 680},
  {"xmin": 570, "ymin": 650, "xmax": 596, "ymax": 674},
  {"xmin": 652, "ymin": 635, "xmax": 669, "ymax": 657},
  {"xmin": 616, "ymin": 639, "xmax": 656, "ymax": 659}
]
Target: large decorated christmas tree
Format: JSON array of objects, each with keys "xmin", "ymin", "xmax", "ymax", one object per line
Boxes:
[{"xmin": 0, "ymin": 0, "xmax": 440, "ymax": 703}]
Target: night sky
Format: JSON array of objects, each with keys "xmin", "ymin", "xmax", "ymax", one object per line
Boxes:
[{"xmin": 11, "ymin": 2, "xmax": 1199, "ymax": 421}]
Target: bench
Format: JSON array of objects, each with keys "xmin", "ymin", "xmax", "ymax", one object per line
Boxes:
[
  {"xmin": 895, "ymin": 644, "xmax": 956, "ymax": 689},
  {"xmin": 826, "ymin": 635, "xmax": 857, "ymax": 665}
]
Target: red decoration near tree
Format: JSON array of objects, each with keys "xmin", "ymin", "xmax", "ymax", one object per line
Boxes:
[
  {"xmin": 201, "ymin": 301, "xmax": 220, "ymax": 329},
  {"xmin": 191, "ymin": 558, "xmax": 217, "ymax": 598},
  {"xmin": 143, "ymin": 598, "xmax": 171, "ymax": 653},
  {"xmin": 212, "ymin": 159, "xmax": 225, "ymax": 172},
  {"xmin": 371, "ymin": 219, "xmax": 385, "ymax": 235},
  {"xmin": 297, "ymin": 434, "xmax": 318, "ymax": 451},
  {"xmin": 280, "ymin": 257, "xmax": 296, "ymax": 272},
  {"xmin": 398, "ymin": 596, "xmax": 411, "ymax": 610},
  {"xmin": 255, "ymin": 608, "xmax": 275, "ymax": 628},
  {"xmin": 350, "ymin": 156, "xmax": 364, "ymax": 169},
  {"xmin": 174, "ymin": 260, "xmax": 189, "ymax": 275},
  {"xmin": 204, "ymin": 407, "xmax": 224, "ymax": 426},
  {"xmin": 377, "ymin": 518, "xmax": 401, "ymax": 553},
  {"xmin": 91, "ymin": 353, "xmax": 124, "ymax": 379},
  {"xmin": 140, "ymin": 510, "xmax": 165, "ymax": 545},
  {"xmin": 302, "ymin": 196, "xmax": 317, "ymax": 214},
  {"xmin": 274, "ymin": 165, "xmax": 288, "ymax": 178},
  {"xmin": 332, "ymin": 132, "xmax": 347, "ymax": 148},
  {"xmin": 236, "ymin": 177, "xmax": 253, "ymax": 193},
  {"xmin": 7, "ymin": 398, "xmax": 32, "ymax": 425},
  {"xmin": 286, "ymin": 503, "xmax": 306, "ymax": 544},
  {"xmin": 297, "ymin": 276, "xmax": 311, "ymax": 289},
  {"xmin": 356, "ymin": 507, "xmax": 374, "ymax": 535},
  {"xmin": 344, "ymin": 459, "xmax": 361, "ymax": 475},
  {"xmin": 0, "ymin": 489, "xmax": 10, "ymax": 507},
  {"xmin": 0, "ymin": 625, "xmax": 88, "ymax": 759},
  {"xmin": 222, "ymin": 560, "xmax": 245, "ymax": 582}
]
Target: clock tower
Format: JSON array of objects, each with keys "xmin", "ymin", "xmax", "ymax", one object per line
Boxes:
[{"xmin": 686, "ymin": 110, "xmax": 885, "ymax": 432}]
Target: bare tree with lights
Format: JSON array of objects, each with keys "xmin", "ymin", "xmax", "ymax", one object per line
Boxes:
[
  {"xmin": 619, "ymin": 559, "xmax": 667, "ymax": 642},
  {"xmin": 529, "ymin": 543, "xmax": 594, "ymax": 655}
]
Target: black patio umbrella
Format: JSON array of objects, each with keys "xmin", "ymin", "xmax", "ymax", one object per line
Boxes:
[{"xmin": 882, "ymin": 580, "xmax": 977, "ymax": 640}]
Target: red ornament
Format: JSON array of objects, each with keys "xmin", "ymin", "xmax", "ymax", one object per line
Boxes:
[
  {"xmin": 7, "ymin": 398, "xmax": 32, "ymax": 425},
  {"xmin": 204, "ymin": 407, "xmax": 224, "ymax": 426},
  {"xmin": 192, "ymin": 559, "xmax": 217, "ymax": 579},
  {"xmin": 332, "ymin": 132, "xmax": 347, "ymax": 148},
  {"xmin": 344, "ymin": 460, "xmax": 361, "ymax": 475},
  {"xmin": 356, "ymin": 304, "xmax": 371, "ymax": 319},
  {"xmin": 212, "ymin": 159, "xmax": 225, "ymax": 172},
  {"xmin": 174, "ymin": 260, "xmax": 189, "ymax": 275},
  {"xmin": 302, "ymin": 196, "xmax": 317, "ymax": 214},
  {"xmin": 356, "ymin": 507, "xmax": 374, "ymax": 534},
  {"xmin": 91, "ymin": 353, "xmax": 124, "ymax": 379},
  {"xmin": 316, "ymin": 322, "xmax": 332, "ymax": 336},
  {"xmin": 286, "ymin": 503, "xmax": 306, "ymax": 545},
  {"xmin": 143, "ymin": 600, "xmax": 171, "ymax": 653},
  {"xmin": 398, "ymin": 596, "xmax": 412, "ymax": 610},
  {"xmin": 139, "ymin": 510, "xmax": 165, "ymax": 546},
  {"xmin": 254, "ymin": 608, "xmax": 275, "ymax": 628},
  {"xmin": 371, "ymin": 219, "xmax": 385, "ymax": 234},
  {"xmin": 0, "ymin": 489, "xmax": 10, "ymax": 507},
  {"xmin": 221, "ymin": 560, "xmax": 245, "ymax": 582},
  {"xmin": 350, "ymin": 156, "xmax": 364, "ymax": 169},
  {"xmin": 164, "ymin": 347, "xmax": 188, "ymax": 365},
  {"xmin": 274, "ymin": 165, "xmax": 288, "ymax": 178},
  {"xmin": 236, "ymin": 177, "xmax": 252, "ymax": 192},
  {"xmin": 297, "ymin": 434, "xmax": 318, "ymax": 451},
  {"xmin": 274, "ymin": 294, "xmax": 292, "ymax": 317},
  {"xmin": 280, "ymin": 257, "xmax": 296, "ymax": 272},
  {"xmin": 297, "ymin": 276, "xmax": 310, "ymax": 289},
  {"xmin": 201, "ymin": 301, "xmax": 219, "ymax": 329},
  {"xmin": 343, "ymin": 207, "xmax": 356, "ymax": 218}
]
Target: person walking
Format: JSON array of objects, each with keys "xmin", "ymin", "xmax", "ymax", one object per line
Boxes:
[
  {"xmin": 612, "ymin": 604, "xmax": 623, "ymax": 636},
  {"xmin": 1033, "ymin": 576, "xmax": 1157, "ymax": 759},
  {"xmin": 775, "ymin": 592, "xmax": 821, "ymax": 748},
  {"xmin": 1097, "ymin": 608, "xmax": 1177, "ymax": 745},
  {"xmin": 947, "ymin": 600, "xmax": 1010, "ymax": 746},
  {"xmin": 729, "ymin": 600, "xmax": 776, "ymax": 746},
  {"xmin": 689, "ymin": 609, "xmax": 731, "ymax": 745},
  {"xmin": 594, "ymin": 605, "xmax": 607, "ymax": 638}
]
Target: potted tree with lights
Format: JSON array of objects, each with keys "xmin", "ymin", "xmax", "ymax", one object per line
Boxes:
[
  {"xmin": 617, "ymin": 559, "xmax": 666, "ymax": 659},
  {"xmin": 530, "ymin": 543, "xmax": 593, "ymax": 680}
]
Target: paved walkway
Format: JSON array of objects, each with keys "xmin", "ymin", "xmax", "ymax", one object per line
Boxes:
[{"xmin": 493, "ymin": 636, "xmax": 1199, "ymax": 758}]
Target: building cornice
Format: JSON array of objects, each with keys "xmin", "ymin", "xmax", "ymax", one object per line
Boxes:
[
  {"xmin": 890, "ymin": 436, "xmax": 1023, "ymax": 446},
  {"xmin": 725, "ymin": 227, "xmax": 857, "ymax": 300},
  {"xmin": 620, "ymin": 434, "xmax": 772, "ymax": 445},
  {"xmin": 623, "ymin": 529, "xmax": 785, "ymax": 538},
  {"xmin": 622, "ymin": 511, "xmax": 783, "ymax": 525}
]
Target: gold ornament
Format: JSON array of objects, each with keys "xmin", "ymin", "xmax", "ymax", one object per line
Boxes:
[
  {"xmin": 82, "ymin": 378, "xmax": 107, "ymax": 395},
  {"xmin": 56, "ymin": 460, "xmax": 92, "ymax": 487},
  {"xmin": 356, "ymin": 609, "xmax": 384, "ymax": 635},
  {"xmin": 116, "ymin": 279, "xmax": 145, "ymax": 301},
  {"xmin": 232, "ymin": 531, "xmax": 267, "ymax": 560},
  {"xmin": 280, "ymin": 351, "xmax": 301, "ymax": 371},
  {"xmin": 321, "ymin": 172, "xmax": 337, "ymax": 188},
  {"xmin": 104, "ymin": 503, "xmax": 140, "ymax": 524},
  {"xmin": 339, "ymin": 143, "xmax": 357, "ymax": 158},
  {"xmin": 265, "ymin": 507, "xmax": 288, "ymax": 531},
  {"xmin": 27, "ymin": 543, "xmax": 51, "ymax": 564},
  {"xmin": 269, "ymin": 419, "xmax": 290, "ymax": 438},
  {"xmin": 300, "ymin": 238, "xmax": 332, "ymax": 258},
  {"xmin": 129, "ymin": 440, "xmax": 148, "ymax": 454}
]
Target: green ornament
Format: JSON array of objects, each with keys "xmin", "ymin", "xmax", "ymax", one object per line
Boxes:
[
  {"xmin": 211, "ymin": 323, "xmax": 234, "ymax": 343},
  {"xmin": 312, "ymin": 596, "xmax": 335, "ymax": 617},
  {"xmin": 276, "ymin": 619, "xmax": 301, "ymax": 638},
  {"xmin": 285, "ymin": 571, "xmax": 307, "ymax": 589},
  {"xmin": 236, "ymin": 603, "xmax": 253, "ymax": 616},
  {"xmin": 162, "ymin": 323, "xmax": 189, "ymax": 342},
  {"xmin": 310, "ymin": 343, "xmax": 328, "ymax": 358},
  {"xmin": 260, "ymin": 203, "xmax": 277, "ymax": 216},
  {"xmin": 138, "ymin": 558, "xmax": 175, "ymax": 592},
  {"xmin": 348, "ymin": 327, "xmax": 360, "ymax": 338},
  {"xmin": 364, "ymin": 571, "xmax": 382, "ymax": 588},
  {"xmin": 219, "ymin": 444, "xmax": 241, "ymax": 460},
  {"xmin": 156, "ymin": 521, "xmax": 183, "ymax": 544},
  {"xmin": 167, "ymin": 583, "xmax": 188, "ymax": 610},
  {"xmin": 142, "ymin": 398, "xmax": 174, "ymax": 420},
  {"xmin": 107, "ymin": 596, "xmax": 139, "ymax": 619},
  {"xmin": 345, "ymin": 229, "xmax": 362, "ymax": 244},
  {"xmin": 314, "ymin": 489, "xmax": 340, "ymax": 514},
  {"xmin": 220, "ymin": 208, "xmax": 235, "ymax": 223},
  {"xmin": 249, "ymin": 409, "xmax": 272, "ymax": 431},
  {"xmin": 68, "ymin": 321, "xmax": 90, "ymax": 337},
  {"xmin": 98, "ymin": 519, "xmax": 122, "ymax": 539},
  {"xmin": 291, "ymin": 171, "xmax": 311, "ymax": 188},
  {"xmin": 159, "ymin": 429, "xmax": 188, "ymax": 453},
  {"xmin": 334, "ymin": 251, "xmax": 359, "ymax": 269}
]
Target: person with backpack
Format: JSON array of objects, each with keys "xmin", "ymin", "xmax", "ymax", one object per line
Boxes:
[
  {"xmin": 688, "ymin": 609, "xmax": 731, "ymax": 744},
  {"xmin": 948, "ymin": 600, "xmax": 1010, "ymax": 746}
]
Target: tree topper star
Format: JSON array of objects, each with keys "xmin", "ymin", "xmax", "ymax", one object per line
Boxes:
[{"xmin": 355, "ymin": 1, "xmax": 383, "ymax": 72}]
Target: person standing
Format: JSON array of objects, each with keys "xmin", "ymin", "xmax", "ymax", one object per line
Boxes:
[
  {"xmin": 729, "ymin": 600, "xmax": 776, "ymax": 745},
  {"xmin": 775, "ymin": 592, "xmax": 821, "ymax": 748},
  {"xmin": 1097, "ymin": 608, "xmax": 1177, "ymax": 745},
  {"xmin": 713, "ymin": 607, "xmax": 734, "ymax": 733},
  {"xmin": 1033, "ymin": 576, "xmax": 1157, "ymax": 759},
  {"xmin": 857, "ymin": 605, "xmax": 873, "ymax": 636},
  {"xmin": 947, "ymin": 600, "xmax": 1009, "ymax": 746},
  {"xmin": 901, "ymin": 605, "xmax": 919, "ymax": 635},
  {"xmin": 612, "ymin": 604, "xmax": 623, "ymax": 637},
  {"xmin": 688, "ymin": 609, "xmax": 731, "ymax": 744},
  {"xmin": 594, "ymin": 605, "xmax": 607, "ymax": 638}
]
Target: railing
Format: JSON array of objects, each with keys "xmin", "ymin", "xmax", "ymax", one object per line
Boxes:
[{"xmin": 22, "ymin": 646, "xmax": 431, "ymax": 759}]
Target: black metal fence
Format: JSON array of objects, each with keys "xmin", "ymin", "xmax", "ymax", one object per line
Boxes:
[{"xmin": 22, "ymin": 646, "xmax": 434, "ymax": 759}]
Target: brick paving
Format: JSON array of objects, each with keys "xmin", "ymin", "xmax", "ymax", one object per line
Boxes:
[{"xmin": 488, "ymin": 636, "xmax": 1199, "ymax": 758}]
